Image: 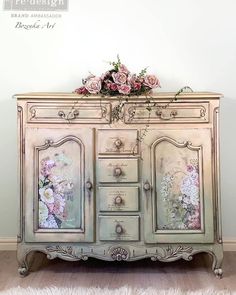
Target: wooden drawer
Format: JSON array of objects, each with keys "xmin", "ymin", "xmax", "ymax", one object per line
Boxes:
[
  {"xmin": 124, "ymin": 102, "xmax": 209, "ymax": 123},
  {"xmin": 97, "ymin": 129, "xmax": 138, "ymax": 155},
  {"xmin": 27, "ymin": 102, "xmax": 111, "ymax": 123},
  {"xmin": 97, "ymin": 158, "xmax": 138, "ymax": 183},
  {"xmin": 99, "ymin": 215, "xmax": 140, "ymax": 241},
  {"xmin": 99, "ymin": 187, "xmax": 139, "ymax": 212}
]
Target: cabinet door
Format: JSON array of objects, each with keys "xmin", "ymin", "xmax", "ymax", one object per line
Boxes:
[
  {"xmin": 24, "ymin": 128, "xmax": 94, "ymax": 243},
  {"xmin": 142, "ymin": 129, "xmax": 214, "ymax": 243}
]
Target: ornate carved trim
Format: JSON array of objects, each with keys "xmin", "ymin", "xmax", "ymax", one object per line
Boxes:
[
  {"xmin": 29, "ymin": 107, "xmax": 36, "ymax": 119},
  {"xmin": 110, "ymin": 246, "xmax": 130, "ymax": 261},
  {"xmin": 151, "ymin": 136, "xmax": 201, "ymax": 152},
  {"xmin": 46, "ymin": 245, "xmax": 88, "ymax": 261},
  {"xmin": 150, "ymin": 245, "xmax": 193, "ymax": 262}
]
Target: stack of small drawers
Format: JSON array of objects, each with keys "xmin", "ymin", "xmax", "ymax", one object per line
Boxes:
[{"xmin": 97, "ymin": 129, "xmax": 140, "ymax": 241}]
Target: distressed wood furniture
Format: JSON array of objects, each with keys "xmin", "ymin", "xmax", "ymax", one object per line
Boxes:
[{"xmin": 16, "ymin": 92, "xmax": 223, "ymax": 277}]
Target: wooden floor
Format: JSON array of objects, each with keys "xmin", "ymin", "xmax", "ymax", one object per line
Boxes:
[{"xmin": 0, "ymin": 251, "xmax": 235, "ymax": 292}]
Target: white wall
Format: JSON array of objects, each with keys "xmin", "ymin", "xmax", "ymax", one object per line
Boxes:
[{"xmin": 0, "ymin": 0, "xmax": 236, "ymax": 239}]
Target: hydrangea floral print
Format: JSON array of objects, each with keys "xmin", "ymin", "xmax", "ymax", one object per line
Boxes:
[
  {"xmin": 38, "ymin": 152, "xmax": 74, "ymax": 229},
  {"xmin": 160, "ymin": 159, "xmax": 201, "ymax": 230}
]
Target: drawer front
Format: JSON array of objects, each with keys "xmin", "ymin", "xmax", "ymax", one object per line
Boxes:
[
  {"xmin": 99, "ymin": 187, "xmax": 139, "ymax": 212},
  {"xmin": 124, "ymin": 102, "xmax": 209, "ymax": 123},
  {"xmin": 97, "ymin": 129, "xmax": 138, "ymax": 155},
  {"xmin": 99, "ymin": 216, "xmax": 140, "ymax": 241},
  {"xmin": 27, "ymin": 102, "xmax": 111, "ymax": 123},
  {"xmin": 97, "ymin": 159, "xmax": 138, "ymax": 183}
]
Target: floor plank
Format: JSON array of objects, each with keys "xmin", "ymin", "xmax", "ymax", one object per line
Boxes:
[{"xmin": 0, "ymin": 251, "xmax": 235, "ymax": 291}]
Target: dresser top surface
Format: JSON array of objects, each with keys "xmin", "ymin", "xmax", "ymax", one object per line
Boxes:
[{"xmin": 14, "ymin": 91, "xmax": 222, "ymax": 100}]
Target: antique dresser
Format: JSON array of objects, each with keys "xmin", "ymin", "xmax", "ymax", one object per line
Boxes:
[{"xmin": 16, "ymin": 92, "xmax": 223, "ymax": 277}]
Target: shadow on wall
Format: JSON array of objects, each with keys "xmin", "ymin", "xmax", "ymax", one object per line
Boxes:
[
  {"xmin": 0, "ymin": 97, "xmax": 18, "ymax": 237},
  {"xmin": 220, "ymin": 97, "xmax": 236, "ymax": 237}
]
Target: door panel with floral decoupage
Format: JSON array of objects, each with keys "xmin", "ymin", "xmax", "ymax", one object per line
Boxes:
[
  {"xmin": 142, "ymin": 129, "xmax": 214, "ymax": 243},
  {"xmin": 24, "ymin": 128, "xmax": 94, "ymax": 243}
]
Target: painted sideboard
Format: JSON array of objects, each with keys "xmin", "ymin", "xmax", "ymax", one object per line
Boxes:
[{"xmin": 16, "ymin": 92, "xmax": 223, "ymax": 277}]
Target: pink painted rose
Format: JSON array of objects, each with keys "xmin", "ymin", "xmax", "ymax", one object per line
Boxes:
[
  {"xmin": 107, "ymin": 83, "xmax": 118, "ymax": 91},
  {"xmin": 112, "ymin": 72, "xmax": 127, "ymax": 85},
  {"xmin": 117, "ymin": 84, "xmax": 131, "ymax": 95},
  {"xmin": 144, "ymin": 75, "xmax": 161, "ymax": 89},
  {"xmin": 85, "ymin": 76, "xmax": 102, "ymax": 94},
  {"xmin": 74, "ymin": 86, "xmax": 89, "ymax": 95},
  {"xmin": 132, "ymin": 82, "xmax": 142, "ymax": 91},
  {"xmin": 118, "ymin": 64, "xmax": 129, "ymax": 74}
]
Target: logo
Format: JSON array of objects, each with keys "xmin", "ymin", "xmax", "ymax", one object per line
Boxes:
[{"xmin": 3, "ymin": 0, "xmax": 68, "ymax": 11}]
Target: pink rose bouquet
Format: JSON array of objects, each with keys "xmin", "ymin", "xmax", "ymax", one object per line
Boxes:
[{"xmin": 75, "ymin": 56, "xmax": 161, "ymax": 96}]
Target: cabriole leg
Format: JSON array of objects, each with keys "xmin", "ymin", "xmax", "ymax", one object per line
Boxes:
[{"xmin": 17, "ymin": 246, "xmax": 30, "ymax": 277}]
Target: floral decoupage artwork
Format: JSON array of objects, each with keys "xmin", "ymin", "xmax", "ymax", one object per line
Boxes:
[
  {"xmin": 155, "ymin": 141, "xmax": 202, "ymax": 231},
  {"xmin": 38, "ymin": 141, "xmax": 82, "ymax": 230}
]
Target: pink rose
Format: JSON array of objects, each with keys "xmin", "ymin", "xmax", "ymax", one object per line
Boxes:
[
  {"xmin": 143, "ymin": 75, "xmax": 161, "ymax": 89},
  {"xmin": 85, "ymin": 76, "xmax": 102, "ymax": 94},
  {"xmin": 133, "ymin": 82, "xmax": 141, "ymax": 91},
  {"xmin": 108, "ymin": 83, "xmax": 118, "ymax": 91},
  {"xmin": 117, "ymin": 84, "xmax": 131, "ymax": 95},
  {"xmin": 118, "ymin": 64, "xmax": 129, "ymax": 74},
  {"xmin": 112, "ymin": 72, "xmax": 127, "ymax": 84},
  {"xmin": 74, "ymin": 87, "xmax": 89, "ymax": 95}
]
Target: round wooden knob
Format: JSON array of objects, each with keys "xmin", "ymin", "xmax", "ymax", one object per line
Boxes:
[
  {"xmin": 114, "ymin": 139, "xmax": 123, "ymax": 149},
  {"xmin": 143, "ymin": 181, "xmax": 151, "ymax": 191},
  {"xmin": 114, "ymin": 167, "xmax": 122, "ymax": 177},
  {"xmin": 114, "ymin": 196, "xmax": 123, "ymax": 205},
  {"xmin": 115, "ymin": 224, "xmax": 123, "ymax": 234},
  {"xmin": 85, "ymin": 181, "xmax": 92, "ymax": 190}
]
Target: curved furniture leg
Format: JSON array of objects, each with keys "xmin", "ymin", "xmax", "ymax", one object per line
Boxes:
[
  {"xmin": 17, "ymin": 247, "xmax": 30, "ymax": 277},
  {"xmin": 209, "ymin": 246, "xmax": 223, "ymax": 279}
]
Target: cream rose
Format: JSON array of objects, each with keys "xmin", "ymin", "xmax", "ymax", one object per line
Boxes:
[
  {"xmin": 112, "ymin": 72, "xmax": 127, "ymax": 85},
  {"xmin": 85, "ymin": 77, "xmax": 102, "ymax": 94},
  {"xmin": 143, "ymin": 75, "xmax": 161, "ymax": 89},
  {"xmin": 39, "ymin": 187, "xmax": 54, "ymax": 204}
]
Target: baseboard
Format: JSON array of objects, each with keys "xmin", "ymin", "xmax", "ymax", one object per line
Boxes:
[
  {"xmin": 0, "ymin": 237, "xmax": 235, "ymax": 251},
  {"xmin": 223, "ymin": 239, "xmax": 236, "ymax": 251},
  {"xmin": 0, "ymin": 238, "xmax": 17, "ymax": 251}
]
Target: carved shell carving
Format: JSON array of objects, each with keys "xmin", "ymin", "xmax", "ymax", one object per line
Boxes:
[{"xmin": 110, "ymin": 247, "xmax": 129, "ymax": 261}]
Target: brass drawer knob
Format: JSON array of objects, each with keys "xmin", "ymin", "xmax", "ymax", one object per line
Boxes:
[
  {"xmin": 114, "ymin": 138, "xmax": 123, "ymax": 149},
  {"xmin": 114, "ymin": 195, "xmax": 123, "ymax": 205},
  {"xmin": 113, "ymin": 167, "xmax": 122, "ymax": 177},
  {"xmin": 115, "ymin": 224, "xmax": 123, "ymax": 234}
]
